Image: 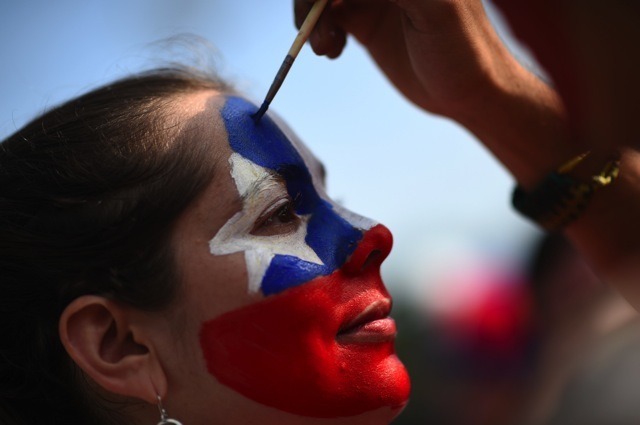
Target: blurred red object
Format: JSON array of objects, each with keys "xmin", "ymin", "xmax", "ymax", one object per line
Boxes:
[{"xmin": 430, "ymin": 264, "xmax": 533, "ymax": 366}]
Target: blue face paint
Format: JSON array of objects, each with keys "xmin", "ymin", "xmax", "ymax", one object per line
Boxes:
[{"xmin": 219, "ymin": 96, "xmax": 365, "ymax": 296}]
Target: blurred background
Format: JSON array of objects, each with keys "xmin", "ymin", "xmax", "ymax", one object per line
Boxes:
[
  {"xmin": 5, "ymin": 1, "xmax": 640, "ymax": 424},
  {"xmin": 0, "ymin": 1, "xmax": 543, "ymax": 291}
]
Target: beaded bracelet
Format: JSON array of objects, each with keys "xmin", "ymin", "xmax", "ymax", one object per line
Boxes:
[{"xmin": 512, "ymin": 152, "xmax": 620, "ymax": 230}]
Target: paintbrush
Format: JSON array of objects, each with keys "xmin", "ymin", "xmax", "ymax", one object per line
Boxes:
[{"xmin": 252, "ymin": 0, "xmax": 330, "ymax": 122}]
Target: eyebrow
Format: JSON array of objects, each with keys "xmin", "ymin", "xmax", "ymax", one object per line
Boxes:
[{"xmin": 241, "ymin": 171, "xmax": 286, "ymax": 203}]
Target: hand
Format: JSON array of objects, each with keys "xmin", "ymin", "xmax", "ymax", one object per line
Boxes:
[{"xmin": 294, "ymin": 0, "xmax": 520, "ymax": 117}]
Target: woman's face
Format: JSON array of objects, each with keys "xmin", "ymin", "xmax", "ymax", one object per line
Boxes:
[{"xmin": 163, "ymin": 92, "xmax": 409, "ymax": 425}]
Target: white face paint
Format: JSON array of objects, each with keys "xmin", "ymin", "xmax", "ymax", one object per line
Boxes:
[
  {"xmin": 210, "ymin": 101, "xmax": 376, "ymax": 295},
  {"xmin": 209, "ymin": 153, "xmax": 324, "ymax": 293},
  {"xmin": 197, "ymin": 98, "xmax": 409, "ymax": 422}
]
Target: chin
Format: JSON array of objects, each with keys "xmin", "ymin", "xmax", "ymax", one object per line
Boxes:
[
  {"xmin": 200, "ymin": 269, "xmax": 411, "ymax": 419},
  {"xmin": 207, "ymin": 397, "xmax": 408, "ymax": 425}
]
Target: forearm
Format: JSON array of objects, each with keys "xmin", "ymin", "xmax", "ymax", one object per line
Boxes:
[
  {"xmin": 445, "ymin": 51, "xmax": 573, "ymax": 188},
  {"xmin": 448, "ymin": 51, "xmax": 640, "ymax": 284},
  {"xmin": 565, "ymin": 150, "xmax": 640, "ymax": 280},
  {"xmin": 300, "ymin": 0, "xmax": 640, "ymax": 290}
]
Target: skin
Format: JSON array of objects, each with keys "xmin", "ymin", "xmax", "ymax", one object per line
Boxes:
[
  {"xmin": 61, "ymin": 0, "xmax": 640, "ymax": 420},
  {"xmin": 152, "ymin": 3, "xmax": 640, "ymax": 422},
  {"xmin": 294, "ymin": 0, "xmax": 570, "ymax": 188},
  {"xmin": 294, "ymin": 0, "xmax": 640, "ymax": 307},
  {"xmin": 491, "ymin": 0, "xmax": 640, "ymax": 303},
  {"xmin": 130, "ymin": 91, "xmax": 407, "ymax": 424}
]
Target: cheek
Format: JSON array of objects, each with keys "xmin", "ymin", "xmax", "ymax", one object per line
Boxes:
[
  {"xmin": 199, "ymin": 270, "xmax": 410, "ymax": 418},
  {"xmin": 184, "ymin": 251, "xmax": 263, "ymax": 321}
]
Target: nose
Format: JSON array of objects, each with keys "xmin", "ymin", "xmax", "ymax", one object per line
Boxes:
[{"xmin": 342, "ymin": 224, "xmax": 393, "ymax": 275}]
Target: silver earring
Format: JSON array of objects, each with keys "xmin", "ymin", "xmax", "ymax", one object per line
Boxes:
[{"xmin": 157, "ymin": 395, "xmax": 183, "ymax": 425}]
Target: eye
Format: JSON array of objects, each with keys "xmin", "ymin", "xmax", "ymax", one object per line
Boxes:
[{"xmin": 251, "ymin": 197, "xmax": 301, "ymax": 236}]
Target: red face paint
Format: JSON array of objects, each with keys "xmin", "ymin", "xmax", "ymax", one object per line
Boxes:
[{"xmin": 200, "ymin": 225, "xmax": 410, "ymax": 418}]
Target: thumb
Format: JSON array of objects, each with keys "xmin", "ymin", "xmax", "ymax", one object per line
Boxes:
[{"xmin": 295, "ymin": 0, "xmax": 347, "ymax": 58}]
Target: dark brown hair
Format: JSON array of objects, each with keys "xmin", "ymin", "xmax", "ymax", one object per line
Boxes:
[{"xmin": 0, "ymin": 68, "xmax": 228, "ymax": 424}]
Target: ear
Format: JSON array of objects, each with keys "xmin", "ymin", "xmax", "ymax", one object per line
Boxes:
[{"xmin": 59, "ymin": 295, "xmax": 167, "ymax": 404}]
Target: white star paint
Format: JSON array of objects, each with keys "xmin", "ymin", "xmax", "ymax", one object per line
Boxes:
[{"xmin": 209, "ymin": 153, "xmax": 324, "ymax": 294}]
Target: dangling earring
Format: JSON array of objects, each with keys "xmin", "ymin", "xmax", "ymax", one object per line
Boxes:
[{"xmin": 156, "ymin": 394, "xmax": 183, "ymax": 425}]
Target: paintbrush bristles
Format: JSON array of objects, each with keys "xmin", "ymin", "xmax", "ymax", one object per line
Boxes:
[{"xmin": 252, "ymin": 0, "xmax": 330, "ymax": 123}]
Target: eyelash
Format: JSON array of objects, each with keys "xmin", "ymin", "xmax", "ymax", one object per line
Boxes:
[{"xmin": 251, "ymin": 194, "xmax": 302, "ymax": 236}]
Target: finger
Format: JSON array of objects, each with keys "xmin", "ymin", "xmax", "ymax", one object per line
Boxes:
[
  {"xmin": 309, "ymin": 8, "xmax": 347, "ymax": 57},
  {"xmin": 324, "ymin": 28, "xmax": 347, "ymax": 59},
  {"xmin": 295, "ymin": 1, "xmax": 346, "ymax": 58},
  {"xmin": 294, "ymin": 0, "xmax": 314, "ymax": 29}
]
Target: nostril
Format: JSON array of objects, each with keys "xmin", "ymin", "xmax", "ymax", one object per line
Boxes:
[
  {"xmin": 362, "ymin": 249, "xmax": 382, "ymax": 271},
  {"xmin": 342, "ymin": 225, "xmax": 393, "ymax": 275}
]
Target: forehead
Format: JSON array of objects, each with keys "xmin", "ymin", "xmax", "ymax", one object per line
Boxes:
[
  {"xmin": 171, "ymin": 92, "xmax": 238, "ymax": 235},
  {"xmin": 219, "ymin": 96, "xmax": 324, "ymax": 179},
  {"xmin": 175, "ymin": 92, "xmax": 328, "ymax": 230},
  {"xmin": 181, "ymin": 92, "xmax": 324, "ymax": 179}
]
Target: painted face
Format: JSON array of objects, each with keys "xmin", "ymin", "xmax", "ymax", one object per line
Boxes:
[{"xmin": 199, "ymin": 97, "xmax": 410, "ymax": 418}]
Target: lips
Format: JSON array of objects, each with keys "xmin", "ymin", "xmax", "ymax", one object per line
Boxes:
[
  {"xmin": 200, "ymin": 224, "xmax": 410, "ymax": 417},
  {"xmin": 337, "ymin": 298, "xmax": 397, "ymax": 344}
]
